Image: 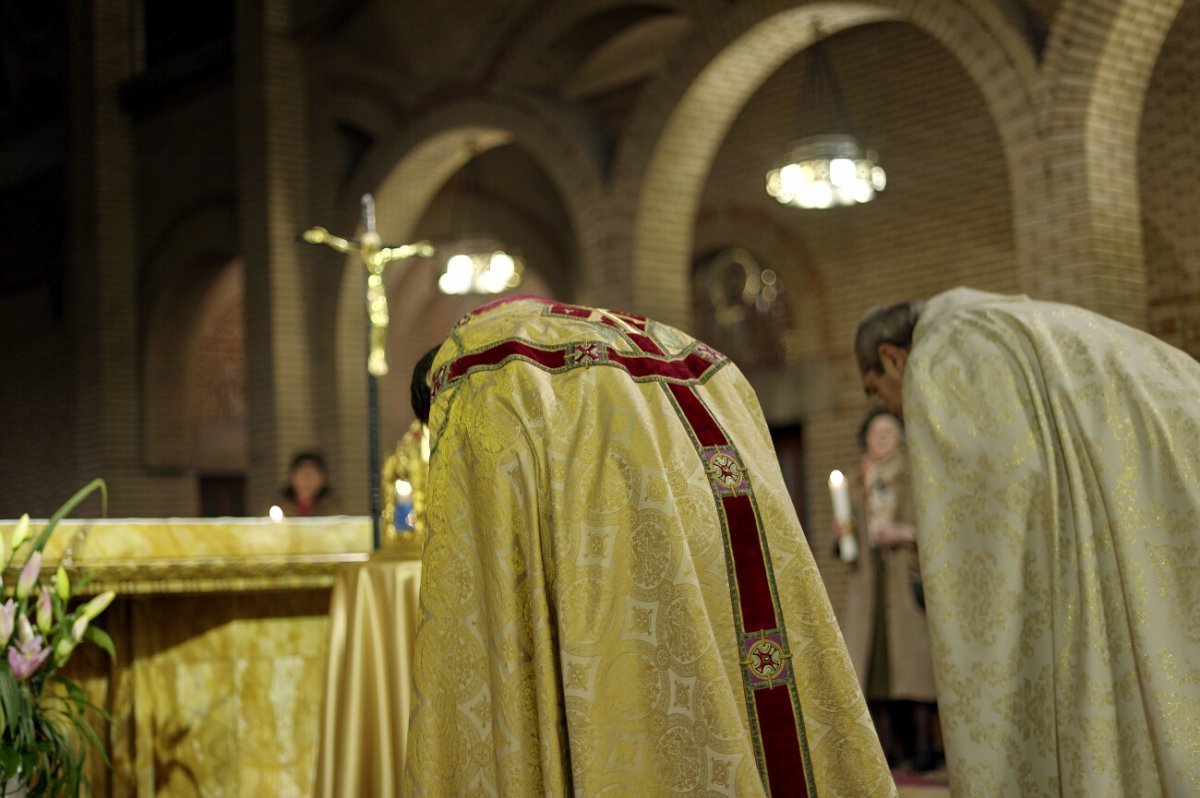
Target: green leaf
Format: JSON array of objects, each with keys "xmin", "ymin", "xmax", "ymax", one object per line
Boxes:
[
  {"xmin": 84, "ymin": 626, "xmax": 116, "ymax": 661},
  {"xmin": 31, "ymin": 479, "xmax": 108, "ymax": 553},
  {"xmin": 74, "ymin": 710, "xmax": 111, "ymax": 767},
  {"xmin": 52, "ymin": 674, "xmax": 84, "ymax": 701},
  {"xmin": 0, "ymin": 668, "xmax": 34, "ymax": 746},
  {"xmin": 0, "ymin": 745, "xmax": 18, "ymax": 780}
]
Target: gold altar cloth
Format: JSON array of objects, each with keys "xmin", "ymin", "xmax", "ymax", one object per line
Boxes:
[
  {"xmin": 1, "ymin": 516, "xmax": 373, "ymax": 595},
  {"xmin": 0, "ymin": 517, "xmax": 373, "ymax": 797},
  {"xmin": 314, "ymin": 542, "xmax": 422, "ymax": 798}
]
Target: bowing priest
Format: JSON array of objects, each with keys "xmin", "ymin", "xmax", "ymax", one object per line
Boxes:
[
  {"xmin": 855, "ymin": 287, "xmax": 1200, "ymax": 795},
  {"xmin": 404, "ymin": 296, "xmax": 895, "ymax": 796}
]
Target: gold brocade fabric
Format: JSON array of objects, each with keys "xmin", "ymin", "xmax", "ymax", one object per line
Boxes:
[
  {"xmin": 905, "ymin": 288, "xmax": 1200, "ymax": 796},
  {"xmin": 405, "ymin": 298, "xmax": 894, "ymax": 797},
  {"xmin": 315, "ymin": 550, "xmax": 422, "ymax": 798}
]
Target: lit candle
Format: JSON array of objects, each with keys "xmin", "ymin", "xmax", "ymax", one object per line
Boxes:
[
  {"xmin": 828, "ymin": 470, "xmax": 851, "ymax": 524},
  {"xmin": 828, "ymin": 470, "xmax": 858, "ymax": 563}
]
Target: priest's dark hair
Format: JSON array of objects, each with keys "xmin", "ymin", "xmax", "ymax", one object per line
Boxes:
[
  {"xmin": 853, "ymin": 300, "xmax": 924, "ymax": 374},
  {"xmin": 410, "ymin": 343, "xmax": 442, "ymax": 424}
]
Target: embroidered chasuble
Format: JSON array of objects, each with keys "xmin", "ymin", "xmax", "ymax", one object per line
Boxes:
[
  {"xmin": 404, "ymin": 297, "xmax": 894, "ymax": 797},
  {"xmin": 904, "ymin": 288, "xmax": 1200, "ymax": 796}
]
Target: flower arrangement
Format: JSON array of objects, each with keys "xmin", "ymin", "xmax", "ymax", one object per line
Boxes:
[{"xmin": 0, "ymin": 480, "xmax": 116, "ymax": 796}]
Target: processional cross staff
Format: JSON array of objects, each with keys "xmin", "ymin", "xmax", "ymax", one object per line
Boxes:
[{"xmin": 299, "ymin": 194, "xmax": 434, "ymax": 548}]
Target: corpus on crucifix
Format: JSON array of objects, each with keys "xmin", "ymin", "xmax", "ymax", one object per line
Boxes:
[
  {"xmin": 298, "ymin": 194, "xmax": 433, "ymax": 548},
  {"xmin": 300, "ymin": 194, "xmax": 434, "ymax": 376}
]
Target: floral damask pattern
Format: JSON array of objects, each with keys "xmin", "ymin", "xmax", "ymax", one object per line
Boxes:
[
  {"xmin": 907, "ymin": 288, "xmax": 1200, "ymax": 796},
  {"xmin": 405, "ymin": 298, "xmax": 894, "ymax": 797}
]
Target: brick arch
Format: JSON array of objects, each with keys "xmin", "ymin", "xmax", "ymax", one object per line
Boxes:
[
  {"xmin": 328, "ymin": 94, "xmax": 607, "ymax": 481},
  {"xmin": 609, "ymin": 0, "xmax": 1041, "ymax": 328},
  {"xmin": 1138, "ymin": 0, "xmax": 1200, "ymax": 357},
  {"xmin": 692, "ymin": 205, "xmax": 833, "ymax": 357},
  {"xmin": 140, "ymin": 199, "xmax": 242, "ymax": 473},
  {"xmin": 339, "ymin": 93, "xmax": 604, "ymax": 269},
  {"xmin": 333, "ymin": 92, "xmax": 606, "ymax": 336},
  {"xmin": 1036, "ymin": 0, "xmax": 1185, "ymax": 326},
  {"xmin": 486, "ymin": 0, "xmax": 721, "ymax": 91},
  {"xmin": 325, "ymin": 74, "xmax": 408, "ymax": 139},
  {"xmin": 140, "ymin": 196, "xmax": 238, "ymax": 312}
]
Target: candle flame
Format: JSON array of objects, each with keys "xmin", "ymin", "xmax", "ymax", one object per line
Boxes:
[{"xmin": 829, "ymin": 469, "xmax": 845, "ymax": 487}]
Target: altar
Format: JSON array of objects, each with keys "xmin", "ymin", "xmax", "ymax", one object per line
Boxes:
[{"xmin": 1, "ymin": 516, "xmax": 400, "ymax": 797}]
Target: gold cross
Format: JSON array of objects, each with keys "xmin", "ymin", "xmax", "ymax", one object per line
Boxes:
[{"xmin": 300, "ymin": 194, "xmax": 434, "ymax": 376}]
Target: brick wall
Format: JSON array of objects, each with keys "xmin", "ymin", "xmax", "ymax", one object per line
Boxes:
[
  {"xmin": 1140, "ymin": 0, "xmax": 1200, "ymax": 357},
  {"xmin": 0, "ymin": 294, "xmax": 77, "ymax": 516},
  {"xmin": 66, "ymin": 0, "xmax": 146, "ymax": 518},
  {"xmin": 3, "ymin": 0, "xmax": 1197, "ymax": 557}
]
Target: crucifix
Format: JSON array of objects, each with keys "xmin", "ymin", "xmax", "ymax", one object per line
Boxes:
[{"xmin": 299, "ymin": 194, "xmax": 434, "ymax": 548}]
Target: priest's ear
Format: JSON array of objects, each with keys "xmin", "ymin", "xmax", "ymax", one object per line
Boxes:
[
  {"xmin": 877, "ymin": 342, "xmax": 909, "ymax": 377},
  {"xmin": 410, "ymin": 343, "xmax": 442, "ymax": 424}
]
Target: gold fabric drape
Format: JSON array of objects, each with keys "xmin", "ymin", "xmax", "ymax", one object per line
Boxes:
[
  {"xmin": 315, "ymin": 549, "xmax": 422, "ymax": 798},
  {"xmin": 0, "ymin": 517, "xmax": 373, "ymax": 797},
  {"xmin": 405, "ymin": 298, "xmax": 894, "ymax": 797},
  {"xmin": 905, "ymin": 288, "xmax": 1200, "ymax": 795}
]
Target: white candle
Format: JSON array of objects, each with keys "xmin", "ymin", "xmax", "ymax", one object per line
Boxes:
[
  {"xmin": 828, "ymin": 470, "xmax": 852, "ymax": 524},
  {"xmin": 829, "ymin": 470, "xmax": 858, "ymax": 562}
]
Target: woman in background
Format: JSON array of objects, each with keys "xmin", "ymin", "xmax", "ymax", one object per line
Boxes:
[
  {"xmin": 839, "ymin": 409, "xmax": 938, "ymax": 772},
  {"xmin": 270, "ymin": 451, "xmax": 342, "ymax": 517}
]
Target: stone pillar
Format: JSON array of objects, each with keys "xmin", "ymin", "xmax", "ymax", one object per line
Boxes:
[
  {"xmin": 1032, "ymin": 0, "xmax": 1183, "ymax": 328},
  {"xmin": 68, "ymin": 0, "xmax": 142, "ymax": 516},
  {"xmin": 237, "ymin": 0, "xmax": 316, "ymax": 512}
]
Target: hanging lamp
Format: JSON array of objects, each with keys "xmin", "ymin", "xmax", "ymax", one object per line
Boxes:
[{"xmin": 765, "ymin": 24, "xmax": 886, "ymax": 209}]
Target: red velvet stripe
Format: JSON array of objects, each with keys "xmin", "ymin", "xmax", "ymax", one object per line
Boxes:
[
  {"xmin": 723, "ymin": 494, "xmax": 777, "ymax": 632},
  {"xmin": 627, "ymin": 332, "xmax": 664, "ymax": 355},
  {"xmin": 666, "ymin": 383, "xmax": 726, "ymax": 446},
  {"xmin": 754, "ymin": 687, "xmax": 809, "ymax": 798},
  {"xmin": 547, "ymin": 302, "xmax": 594, "ymax": 319},
  {"xmin": 608, "ymin": 350, "xmax": 713, "ymax": 382},
  {"xmin": 657, "ymin": 382, "xmax": 811, "ymax": 796},
  {"xmin": 446, "ymin": 341, "xmax": 565, "ymax": 382},
  {"xmin": 446, "ymin": 343, "xmax": 720, "ymax": 391}
]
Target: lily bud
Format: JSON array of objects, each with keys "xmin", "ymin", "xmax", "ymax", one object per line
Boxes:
[
  {"xmin": 55, "ymin": 566, "xmax": 70, "ymax": 602},
  {"xmin": 36, "ymin": 587, "xmax": 52, "ymax": 634},
  {"xmin": 17, "ymin": 614, "xmax": 34, "ymax": 644},
  {"xmin": 16, "ymin": 551, "xmax": 41, "ymax": 600},
  {"xmin": 54, "ymin": 636, "xmax": 77, "ymax": 668},
  {"xmin": 10, "ymin": 514, "xmax": 30, "ymax": 551},
  {"xmin": 81, "ymin": 590, "xmax": 115, "ymax": 621},
  {"xmin": 71, "ymin": 614, "xmax": 89, "ymax": 641},
  {"xmin": 0, "ymin": 600, "xmax": 16, "ymax": 647}
]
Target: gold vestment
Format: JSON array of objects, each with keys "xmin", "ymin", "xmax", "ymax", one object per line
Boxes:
[
  {"xmin": 906, "ymin": 288, "xmax": 1200, "ymax": 796},
  {"xmin": 405, "ymin": 298, "xmax": 894, "ymax": 796}
]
